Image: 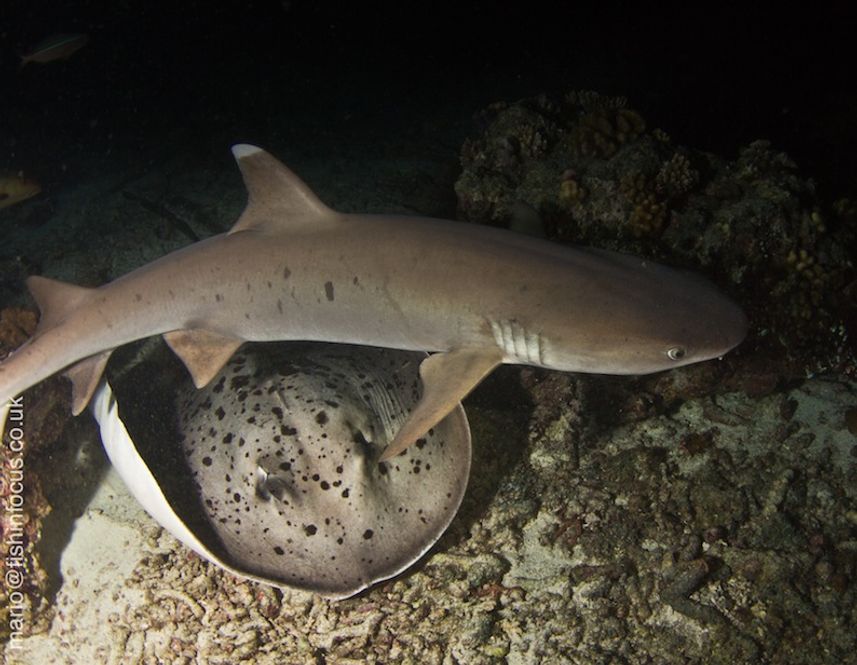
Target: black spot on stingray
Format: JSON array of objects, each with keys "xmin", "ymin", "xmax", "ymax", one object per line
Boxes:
[
  {"xmin": 311, "ymin": 473, "xmax": 320, "ymax": 481},
  {"xmin": 247, "ymin": 416, "xmax": 257, "ymax": 425},
  {"xmin": 233, "ymin": 492, "xmax": 241, "ymax": 503},
  {"xmin": 215, "ymin": 293, "xmax": 223, "ymax": 302},
  {"xmin": 415, "ymin": 438, "xmax": 427, "ymax": 449},
  {"xmin": 324, "ymin": 281, "xmax": 334, "ymax": 301},
  {"xmin": 212, "ymin": 376, "xmax": 226, "ymax": 394},
  {"xmin": 283, "ymin": 266, "xmax": 291, "ymax": 280},
  {"xmin": 428, "ymin": 428, "xmax": 435, "ymax": 436},
  {"xmin": 215, "ymin": 406, "xmax": 226, "ymax": 421},
  {"xmin": 238, "ymin": 437, "xmax": 246, "ymax": 447},
  {"xmin": 378, "ymin": 463, "xmax": 388, "ymax": 475},
  {"xmin": 304, "ymin": 524, "xmax": 318, "ymax": 536},
  {"xmin": 335, "ymin": 465, "xmax": 343, "ymax": 474},
  {"xmin": 202, "ymin": 456, "xmax": 212, "ymax": 466},
  {"xmin": 325, "ymin": 400, "xmax": 339, "ymax": 408},
  {"xmin": 274, "ymin": 546, "xmax": 284, "ymax": 555},
  {"xmin": 281, "ymin": 425, "xmax": 298, "ymax": 436},
  {"xmin": 320, "ymin": 481, "xmax": 330, "ymax": 490},
  {"xmin": 230, "ymin": 374, "xmax": 251, "ymax": 390},
  {"xmin": 341, "ymin": 488, "xmax": 350, "ymax": 498},
  {"xmin": 279, "ymin": 461, "xmax": 291, "ymax": 472},
  {"xmin": 225, "ymin": 473, "xmax": 231, "ymax": 482},
  {"xmin": 222, "ymin": 432, "xmax": 234, "ymax": 444},
  {"xmin": 315, "ymin": 411, "xmax": 328, "ymax": 425},
  {"xmin": 353, "ymin": 275, "xmax": 359, "ymax": 285},
  {"xmin": 363, "ymin": 529, "xmax": 374, "ymax": 540},
  {"xmin": 337, "ymin": 537, "xmax": 344, "ymax": 545}
]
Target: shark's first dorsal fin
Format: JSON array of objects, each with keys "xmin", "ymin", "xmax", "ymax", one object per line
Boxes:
[
  {"xmin": 228, "ymin": 144, "xmax": 337, "ymax": 234},
  {"xmin": 163, "ymin": 328, "xmax": 244, "ymax": 388},
  {"xmin": 27, "ymin": 275, "xmax": 95, "ymax": 334}
]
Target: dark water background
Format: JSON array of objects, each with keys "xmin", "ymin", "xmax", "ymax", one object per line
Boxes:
[{"xmin": 2, "ymin": 1, "xmax": 855, "ymax": 201}]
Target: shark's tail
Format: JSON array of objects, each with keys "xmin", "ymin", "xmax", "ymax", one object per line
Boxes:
[
  {"xmin": 1, "ymin": 276, "xmax": 112, "ymax": 440},
  {"xmin": 25, "ymin": 275, "xmax": 113, "ymax": 414}
]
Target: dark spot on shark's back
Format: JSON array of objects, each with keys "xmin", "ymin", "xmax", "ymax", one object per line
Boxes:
[{"xmin": 324, "ymin": 281, "xmax": 334, "ymax": 301}]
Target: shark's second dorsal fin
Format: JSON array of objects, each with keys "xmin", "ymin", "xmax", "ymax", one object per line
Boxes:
[
  {"xmin": 27, "ymin": 275, "xmax": 95, "ymax": 334},
  {"xmin": 228, "ymin": 144, "xmax": 337, "ymax": 234}
]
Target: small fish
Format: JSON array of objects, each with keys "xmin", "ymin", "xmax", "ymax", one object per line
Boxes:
[
  {"xmin": 0, "ymin": 173, "xmax": 41, "ymax": 209},
  {"xmin": 20, "ymin": 33, "xmax": 88, "ymax": 66}
]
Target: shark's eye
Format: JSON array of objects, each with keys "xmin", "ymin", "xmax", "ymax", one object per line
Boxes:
[{"xmin": 667, "ymin": 346, "xmax": 686, "ymax": 361}]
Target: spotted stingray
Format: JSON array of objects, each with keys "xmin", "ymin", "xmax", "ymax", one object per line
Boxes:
[{"xmin": 93, "ymin": 341, "xmax": 471, "ymax": 598}]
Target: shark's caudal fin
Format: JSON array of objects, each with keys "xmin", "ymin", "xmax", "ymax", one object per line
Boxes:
[
  {"xmin": 380, "ymin": 348, "xmax": 503, "ymax": 461},
  {"xmin": 228, "ymin": 144, "xmax": 337, "ymax": 234},
  {"xmin": 25, "ymin": 275, "xmax": 113, "ymax": 415}
]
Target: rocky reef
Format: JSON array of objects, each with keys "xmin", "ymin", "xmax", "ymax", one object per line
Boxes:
[
  {"xmin": 456, "ymin": 91, "xmax": 857, "ymax": 386},
  {"xmin": 2, "ymin": 91, "xmax": 856, "ymax": 663}
]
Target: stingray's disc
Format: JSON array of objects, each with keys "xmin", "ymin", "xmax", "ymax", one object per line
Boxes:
[{"xmin": 93, "ymin": 341, "xmax": 471, "ymax": 598}]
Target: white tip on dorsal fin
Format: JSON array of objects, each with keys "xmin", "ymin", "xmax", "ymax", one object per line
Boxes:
[
  {"xmin": 27, "ymin": 275, "xmax": 95, "ymax": 334},
  {"xmin": 163, "ymin": 328, "xmax": 244, "ymax": 388},
  {"xmin": 228, "ymin": 144, "xmax": 337, "ymax": 234}
]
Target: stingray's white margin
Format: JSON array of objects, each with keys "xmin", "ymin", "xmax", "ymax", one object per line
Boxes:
[{"xmin": 92, "ymin": 381, "xmax": 216, "ymax": 561}]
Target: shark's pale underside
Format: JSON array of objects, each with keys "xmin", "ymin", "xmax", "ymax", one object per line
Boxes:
[{"xmin": 0, "ymin": 145, "xmax": 747, "ymax": 458}]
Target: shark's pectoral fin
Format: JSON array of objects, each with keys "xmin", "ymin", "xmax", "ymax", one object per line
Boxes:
[
  {"xmin": 163, "ymin": 329, "xmax": 244, "ymax": 388},
  {"xmin": 380, "ymin": 347, "xmax": 503, "ymax": 461},
  {"xmin": 65, "ymin": 350, "xmax": 113, "ymax": 415}
]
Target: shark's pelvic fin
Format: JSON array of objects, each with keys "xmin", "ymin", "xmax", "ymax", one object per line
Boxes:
[
  {"xmin": 27, "ymin": 275, "xmax": 95, "ymax": 333},
  {"xmin": 163, "ymin": 329, "xmax": 244, "ymax": 388},
  {"xmin": 65, "ymin": 350, "xmax": 113, "ymax": 415},
  {"xmin": 380, "ymin": 347, "xmax": 504, "ymax": 461},
  {"xmin": 228, "ymin": 144, "xmax": 338, "ymax": 234}
]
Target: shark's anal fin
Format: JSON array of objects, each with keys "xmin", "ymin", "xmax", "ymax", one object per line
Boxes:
[
  {"xmin": 163, "ymin": 329, "xmax": 244, "ymax": 388},
  {"xmin": 65, "ymin": 350, "xmax": 113, "ymax": 415},
  {"xmin": 380, "ymin": 347, "xmax": 503, "ymax": 461}
]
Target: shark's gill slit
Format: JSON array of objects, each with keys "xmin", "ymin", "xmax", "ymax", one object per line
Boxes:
[{"xmin": 489, "ymin": 319, "xmax": 544, "ymax": 365}]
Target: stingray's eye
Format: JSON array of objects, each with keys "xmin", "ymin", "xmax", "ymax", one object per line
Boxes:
[{"xmin": 667, "ymin": 346, "xmax": 686, "ymax": 361}]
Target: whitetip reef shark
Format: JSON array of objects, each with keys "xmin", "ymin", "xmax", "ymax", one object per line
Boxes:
[{"xmin": 0, "ymin": 145, "xmax": 747, "ymax": 459}]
